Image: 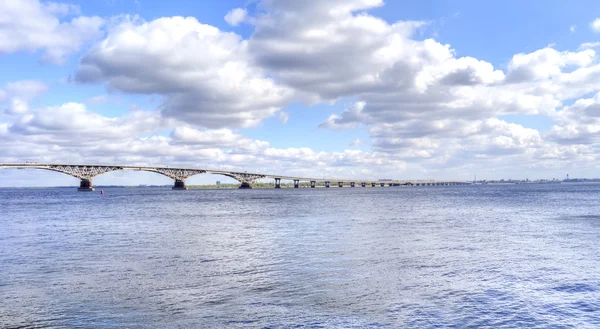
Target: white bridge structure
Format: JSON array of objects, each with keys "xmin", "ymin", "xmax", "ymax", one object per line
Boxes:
[{"xmin": 0, "ymin": 163, "xmax": 471, "ymax": 191}]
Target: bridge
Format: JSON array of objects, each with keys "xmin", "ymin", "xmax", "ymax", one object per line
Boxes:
[{"xmin": 0, "ymin": 163, "xmax": 471, "ymax": 191}]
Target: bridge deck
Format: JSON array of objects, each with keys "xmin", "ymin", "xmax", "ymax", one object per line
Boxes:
[{"xmin": 0, "ymin": 163, "xmax": 470, "ymax": 185}]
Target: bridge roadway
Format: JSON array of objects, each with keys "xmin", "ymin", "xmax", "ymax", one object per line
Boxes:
[{"xmin": 0, "ymin": 163, "xmax": 471, "ymax": 191}]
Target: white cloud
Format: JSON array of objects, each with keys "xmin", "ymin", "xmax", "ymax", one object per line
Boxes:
[
  {"xmin": 250, "ymin": 1, "xmax": 430, "ymax": 102},
  {"xmin": 7, "ymin": 1, "xmax": 600, "ymax": 181},
  {"xmin": 76, "ymin": 16, "xmax": 292, "ymax": 128},
  {"xmin": 0, "ymin": 101, "xmax": 408, "ymax": 181},
  {"xmin": 506, "ymin": 48, "xmax": 595, "ymax": 82},
  {"xmin": 0, "ymin": 80, "xmax": 48, "ymax": 103},
  {"xmin": 591, "ymin": 18, "xmax": 600, "ymax": 32},
  {"xmin": 547, "ymin": 91, "xmax": 600, "ymax": 145},
  {"xmin": 170, "ymin": 126, "xmax": 253, "ymax": 148},
  {"xmin": 8, "ymin": 102, "xmax": 167, "ymax": 141},
  {"xmin": 0, "ymin": 80, "xmax": 48, "ymax": 115},
  {"xmin": 319, "ymin": 102, "xmax": 367, "ymax": 130},
  {"xmin": 6, "ymin": 99, "xmax": 29, "ymax": 115},
  {"xmin": 0, "ymin": 0, "xmax": 104, "ymax": 63},
  {"xmin": 570, "ymin": 25, "xmax": 576, "ymax": 33},
  {"xmin": 224, "ymin": 8, "xmax": 249, "ymax": 26},
  {"xmin": 349, "ymin": 138, "xmax": 364, "ymax": 146},
  {"xmin": 277, "ymin": 111, "xmax": 289, "ymax": 124},
  {"xmin": 579, "ymin": 42, "xmax": 600, "ymax": 50}
]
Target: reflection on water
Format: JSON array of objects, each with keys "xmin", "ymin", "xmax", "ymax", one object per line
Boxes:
[{"xmin": 1, "ymin": 184, "xmax": 600, "ymax": 328}]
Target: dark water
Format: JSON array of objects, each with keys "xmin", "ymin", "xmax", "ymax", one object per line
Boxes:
[{"xmin": 1, "ymin": 184, "xmax": 600, "ymax": 328}]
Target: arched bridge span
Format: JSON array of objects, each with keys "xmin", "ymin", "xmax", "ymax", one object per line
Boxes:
[
  {"xmin": 0, "ymin": 164, "xmax": 269, "ymax": 191},
  {"xmin": 0, "ymin": 163, "xmax": 471, "ymax": 191}
]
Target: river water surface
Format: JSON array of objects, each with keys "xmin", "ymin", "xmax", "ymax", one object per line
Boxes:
[{"xmin": 1, "ymin": 184, "xmax": 600, "ymax": 328}]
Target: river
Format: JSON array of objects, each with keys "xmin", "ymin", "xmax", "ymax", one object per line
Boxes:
[{"xmin": 1, "ymin": 184, "xmax": 599, "ymax": 328}]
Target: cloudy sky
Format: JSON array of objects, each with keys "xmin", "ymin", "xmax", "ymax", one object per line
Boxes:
[{"xmin": 2, "ymin": 0, "xmax": 600, "ymax": 187}]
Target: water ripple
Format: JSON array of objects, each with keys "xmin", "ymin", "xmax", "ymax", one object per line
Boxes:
[{"xmin": 1, "ymin": 185, "xmax": 600, "ymax": 328}]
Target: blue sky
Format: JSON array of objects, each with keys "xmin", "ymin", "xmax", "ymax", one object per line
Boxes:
[{"xmin": 2, "ymin": 0, "xmax": 600, "ymax": 187}]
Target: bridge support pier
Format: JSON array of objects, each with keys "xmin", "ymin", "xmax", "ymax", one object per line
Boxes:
[
  {"xmin": 172, "ymin": 179, "xmax": 188, "ymax": 190},
  {"xmin": 239, "ymin": 182, "xmax": 252, "ymax": 189},
  {"xmin": 338, "ymin": 182, "xmax": 343, "ymax": 188},
  {"xmin": 350, "ymin": 182, "xmax": 355, "ymax": 188},
  {"xmin": 361, "ymin": 182, "xmax": 366, "ymax": 187},
  {"xmin": 275, "ymin": 178, "xmax": 281, "ymax": 188},
  {"xmin": 310, "ymin": 181, "xmax": 316, "ymax": 188},
  {"xmin": 371, "ymin": 183, "xmax": 376, "ymax": 187},
  {"xmin": 325, "ymin": 181, "xmax": 330, "ymax": 188},
  {"xmin": 294, "ymin": 180, "xmax": 299, "ymax": 188},
  {"xmin": 380, "ymin": 183, "xmax": 385, "ymax": 187},
  {"xmin": 388, "ymin": 183, "xmax": 393, "ymax": 187},
  {"xmin": 78, "ymin": 179, "xmax": 95, "ymax": 192}
]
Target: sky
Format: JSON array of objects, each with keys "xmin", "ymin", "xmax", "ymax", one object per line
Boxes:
[{"xmin": 2, "ymin": 0, "xmax": 600, "ymax": 187}]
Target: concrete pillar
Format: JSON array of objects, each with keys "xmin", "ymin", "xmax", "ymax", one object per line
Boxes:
[
  {"xmin": 325, "ymin": 181, "xmax": 330, "ymax": 188},
  {"xmin": 371, "ymin": 183, "xmax": 376, "ymax": 187},
  {"xmin": 338, "ymin": 182, "xmax": 343, "ymax": 188},
  {"xmin": 361, "ymin": 182, "xmax": 366, "ymax": 187},
  {"xmin": 275, "ymin": 178, "xmax": 281, "ymax": 188},
  {"xmin": 294, "ymin": 180, "xmax": 299, "ymax": 188},
  {"xmin": 78, "ymin": 179, "xmax": 95, "ymax": 192},
  {"xmin": 350, "ymin": 182, "xmax": 355, "ymax": 187},
  {"xmin": 239, "ymin": 182, "xmax": 252, "ymax": 189},
  {"xmin": 310, "ymin": 181, "xmax": 316, "ymax": 188},
  {"xmin": 172, "ymin": 179, "xmax": 188, "ymax": 190}
]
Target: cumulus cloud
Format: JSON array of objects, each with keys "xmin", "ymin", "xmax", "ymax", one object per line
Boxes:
[
  {"xmin": 170, "ymin": 126, "xmax": 253, "ymax": 148},
  {"xmin": 0, "ymin": 101, "xmax": 408, "ymax": 180},
  {"xmin": 6, "ymin": 0, "xmax": 600, "ymax": 180},
  {"xmin": 506, "ymin": 48, "xmax": 595, "ymax": 82},
  {"xmin": 319, "ymin": 102, "xmax": 367, "ymax": 130},
  {"xmin": 6, "ymin": 99, "xmax": 30, "ymax": 115},
  {"xmin": 8, "ymin": 103, "xmax": 167, "ymax": 142},
  {"xmin": 76, "ymin": 16, "xmax": 292, "ymax": 128},
  {"xmin": 591, "ymin": 18, "xmax": 600, "ymax": 32},
  {"xmin": 248, "ymin": 0, "xmax": 553, "ymax": 164},
  {"xmin": 241, "ymin": 1, "xmax": 600, "ymax": 173},
  {"xmin": 547, "ymin": 92, "xmax": 600, "ymax": 145},
  {"xmin": 0, "ymin": 0, "xmax": 104, "ymax": 63},
  {"xmin": 224, "ymin": 8, "xmax": 250, "ymax": 26},
  {"xmin": 0, "ymin": 80, "xmax": 48, "ymax": 103},
  {"xmin": 250, "ymin": 0, "xmax": 428, "ymax": 101},
  {"xmin": 0, "ymin": 80, "xmax": 48, "ymax": 115}
]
